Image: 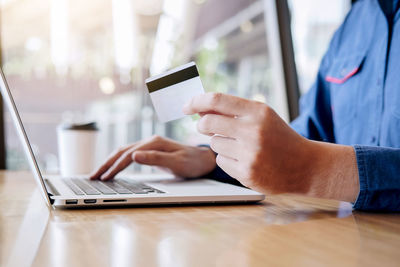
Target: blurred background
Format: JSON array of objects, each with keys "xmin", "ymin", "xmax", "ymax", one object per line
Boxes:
[{"xmin": 0, "ymin": 0, "xmax": 350, "ymax": 173}]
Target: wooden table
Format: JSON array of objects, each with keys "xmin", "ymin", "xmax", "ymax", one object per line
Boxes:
[{"xmin": 1, "ymin": 171, "xmax": 399, "ymax": 267}]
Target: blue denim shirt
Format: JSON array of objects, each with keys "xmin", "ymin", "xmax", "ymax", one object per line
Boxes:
[
  {"xmin": 291, "ymin": 0, "xmax": 400, "ymax": 211},
  {"xmin": 206, "ymin": 0, "xmax": 400, "ymax": 211}
]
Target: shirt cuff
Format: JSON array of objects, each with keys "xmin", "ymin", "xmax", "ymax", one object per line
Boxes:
[{"xmin": 352, "ymin": 145, "xmax": 368, "ymax": 210}]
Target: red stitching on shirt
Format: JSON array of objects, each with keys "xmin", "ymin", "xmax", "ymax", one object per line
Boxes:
[{"xmin": 325, "ymin": 67, "xmax": 359, "ymax": 84}]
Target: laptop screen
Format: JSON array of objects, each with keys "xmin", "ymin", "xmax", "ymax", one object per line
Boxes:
[
  {"xmin": 0, "ymin": 66, "xmax": 107, "ymax": 177},
  {"xmin": 0, "ymin": 68, "xmax": 53, "ymax": 204}
]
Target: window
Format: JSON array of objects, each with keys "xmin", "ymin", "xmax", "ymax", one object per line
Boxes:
[
  {"xmin": 288, "ymin": 0, "xmax": 350, "ymax": 94},
  {"xmin": 1, "ymin": 0, "xmax": 289, "ymax": 173}
]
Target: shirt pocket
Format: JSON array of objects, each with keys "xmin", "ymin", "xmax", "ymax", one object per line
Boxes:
[{"xmin": 326, "ymin": 53, "xmax": 366, "ymax": 127}]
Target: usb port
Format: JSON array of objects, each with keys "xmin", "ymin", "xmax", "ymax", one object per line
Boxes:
[
  {"xmin": 84, "ymin": 199, "xmax": 97, "ymax": 204},
  {"xmin": 66, "ymin": 199, "xmax": 78, "ymax": 205}
]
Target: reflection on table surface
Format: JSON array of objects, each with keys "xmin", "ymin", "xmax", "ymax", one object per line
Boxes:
[{"xmin": 1, "ymin": 171, "xmax": 399, "ymax": 267}]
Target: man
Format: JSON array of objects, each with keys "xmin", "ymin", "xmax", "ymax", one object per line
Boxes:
[{"xmin": 91, "ymin": 0, "xmax": 400, "ymax": 211}]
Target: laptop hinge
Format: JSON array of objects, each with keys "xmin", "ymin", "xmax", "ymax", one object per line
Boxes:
[
  {"xmin": 43, "ymin": 179, "xmax": 58, "ymax": 205},
  {"xmin": 47, "ymin": 192, "xmax": 55, "ymax": 204}
]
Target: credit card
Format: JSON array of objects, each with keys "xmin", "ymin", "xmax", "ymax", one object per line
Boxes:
[{"xmin": 145, "ymin": 62, "xmax": 205, "ymax": 122}]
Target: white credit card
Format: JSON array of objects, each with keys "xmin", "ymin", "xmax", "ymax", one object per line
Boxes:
[{"xmin": 145, "ymin": 62, "xmax": 205, "ymax": 123}]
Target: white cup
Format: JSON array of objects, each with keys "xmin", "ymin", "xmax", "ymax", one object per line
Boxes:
[{"xmin": 57, "ymin": 122, "xmax": 99, "ymax": 177}]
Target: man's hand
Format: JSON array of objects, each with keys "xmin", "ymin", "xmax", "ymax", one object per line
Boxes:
[
  {"xmin": 90, "ymin": 135, "xmax": 216, "ymax": 181},
  {"xmin": 183, "ymin": 92, "xmax": 359, "ymax": 202}
]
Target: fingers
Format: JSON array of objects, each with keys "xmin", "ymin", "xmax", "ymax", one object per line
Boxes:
[
  {"xmin": 133, "ymin": 150, "xmax": 176, "ymax": 169},
  {"xmin": 90, "ymin": 144, "xmax": 134, "ymax": 180},
  {"xmin": 99, "ymin": 148, "xmax": 136, "ymax": 181},
  {"xmin": 140, "ymin": 135, "xmax": 183, "ymax": 152},
  {"xmin": 183, "ymin": 92, "xmax": 253, "ymax": 117},
  {"xmin": 92, "ymin": 135, "xmax": 182, "ymax": 181},
  {"xmin": 209, "ymin": 135, "xmax": 240, "ymax": 160},
  {"xmin": 197, "ymin": 114, "xmax": 241, "ymax": 138}
]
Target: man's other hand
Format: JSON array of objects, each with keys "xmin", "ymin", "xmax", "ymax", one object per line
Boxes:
[
  {"xmin": 90, "ymin": 136, "xmax": 216, "ymax": 181},
  {"xmin": 183, "ymin": 92, "xmax": 359, "ymax": 202}
]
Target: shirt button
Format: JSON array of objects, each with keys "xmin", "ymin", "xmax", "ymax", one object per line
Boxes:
[{"xmin": 371, "ymin": 136, "xmax": 376, "ymax": 143}]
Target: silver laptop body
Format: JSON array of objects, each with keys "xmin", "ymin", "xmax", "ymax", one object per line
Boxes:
[{"xmin": 0, "ymin": 67, "xmax": 264, "ymax": 208}]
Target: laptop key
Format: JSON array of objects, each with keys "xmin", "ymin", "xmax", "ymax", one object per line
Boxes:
[
  {"xmin": 103, "ymin": 181, "xmax": 133, "ymax": 194},
  {"xmin": 118, "ymin": 180, "xmax": 148, "ymax": 194},
  {"xmin": 118, "ymin": 179, "xmax": 159, "ymax": 194},
  {"xmin": 64, "ymin": 179, "xmax": 85, "ymax": 195},
  {"xmin": 71, "ymin": 179, "xmax": 101, "ymax": 195},
  {"xmin": 88, "ymin": 180, "xmax": 117, "ymax": 195}
]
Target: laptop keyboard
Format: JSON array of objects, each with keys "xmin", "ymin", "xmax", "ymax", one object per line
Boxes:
[{"xmin": 64, "ymin": 178, "xmax": 164, "ymax": 196}]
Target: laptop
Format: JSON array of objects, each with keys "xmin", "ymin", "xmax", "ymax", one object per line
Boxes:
[{"xmin": 0, "ymin": 67, "xmax": 264, "ymax": 208}]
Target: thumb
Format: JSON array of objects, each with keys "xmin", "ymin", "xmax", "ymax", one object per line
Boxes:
[{"xmin": 132, "ymin": 150, "xmax": 175, "ymax": 169}]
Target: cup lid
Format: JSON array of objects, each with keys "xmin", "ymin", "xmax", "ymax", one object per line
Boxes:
[{"xmin": 58, "ymin": 122, "xmax": 99, "ymax": 131}]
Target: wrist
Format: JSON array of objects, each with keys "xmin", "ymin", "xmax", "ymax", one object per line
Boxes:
[
  {"xmin": 196, "ymin": 145, "xmax": 217, "ymax": 175},
  {"xmin": 305, "ymin": 141, "xmax": 359, "ymax": 202}
]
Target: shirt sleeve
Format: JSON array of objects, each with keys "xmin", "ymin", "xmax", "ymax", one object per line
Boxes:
[
  {"xmin": 353, "ymin": 145, "xmax": 400, "ymax": 211},
  {"xmin": 203, "ymin": 164, "xmax": 244, "ymax": 187}
]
